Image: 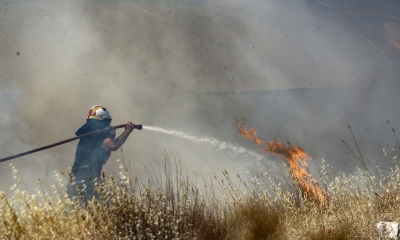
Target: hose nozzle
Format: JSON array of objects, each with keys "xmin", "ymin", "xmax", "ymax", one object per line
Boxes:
[{"xmin": 133, "ymin": 124, "xmax": 142, "ymax": 130}]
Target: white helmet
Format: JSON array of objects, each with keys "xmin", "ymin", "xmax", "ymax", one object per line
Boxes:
[{"xmin": 87, "ymin": 105, "xmax": 112, "ymax": 120}]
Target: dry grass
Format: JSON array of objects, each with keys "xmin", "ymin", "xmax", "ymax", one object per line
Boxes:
[{"xmin": 2, "ymin": 150, "xmax": 400, "ymax": 239}]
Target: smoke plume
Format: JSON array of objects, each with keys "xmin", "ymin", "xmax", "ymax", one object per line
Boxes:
[{"xmin": 0, "ymin": 0, "xmax": 399, "ymax": 195}]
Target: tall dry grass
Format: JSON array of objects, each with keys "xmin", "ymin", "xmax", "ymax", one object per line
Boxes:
[{"xmin": 1, "ymin": 148, "xmax": 400, "ymax": 239}]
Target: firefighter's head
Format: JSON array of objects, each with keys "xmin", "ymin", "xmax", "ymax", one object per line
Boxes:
[{"xmin": 87, "ymin": 105, "xmax": 112, "ymax": 122}]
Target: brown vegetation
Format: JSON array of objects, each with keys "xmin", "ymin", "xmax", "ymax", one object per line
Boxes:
[{"xmin": 1, "ymin": 152, "xmax": 400, "ymax": 239}]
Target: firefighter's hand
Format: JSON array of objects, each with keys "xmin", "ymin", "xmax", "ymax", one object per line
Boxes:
[{"xmin": 125, "ymin": 122, "xmax": 135, "ymax": 133}]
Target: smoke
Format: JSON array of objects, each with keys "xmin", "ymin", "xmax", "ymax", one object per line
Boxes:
[{"xmin": 0, "ymin": 0, "xmax": 399, "ymax": 195}]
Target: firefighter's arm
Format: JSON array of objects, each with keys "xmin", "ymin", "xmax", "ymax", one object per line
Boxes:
[{"xmin": 102, "ymin": 122, "xmax": 135, "ymax": 151}]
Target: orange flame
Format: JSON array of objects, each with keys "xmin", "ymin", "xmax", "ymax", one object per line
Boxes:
[{"xmin": 237, "ymin": 122, "xmax": 327, "ymax": 205}]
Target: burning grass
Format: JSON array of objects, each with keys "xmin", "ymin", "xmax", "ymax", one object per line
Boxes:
[
  {"xmin": 237, "ymin": 122, "xmax": 328, "ymax": 206},
  {"xmin": 2, "ymin": 148, "xmax": 400, "ymax": 239}
]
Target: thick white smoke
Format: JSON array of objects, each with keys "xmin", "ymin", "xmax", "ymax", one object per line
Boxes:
[{"xmin": 0, "ymin": 0, "xmax": 399, "ymax": 195}]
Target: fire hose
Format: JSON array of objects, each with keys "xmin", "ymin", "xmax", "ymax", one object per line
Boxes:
[{"xmin": 0, "ymin": 123, "xmax": 142, "ymax": 163}]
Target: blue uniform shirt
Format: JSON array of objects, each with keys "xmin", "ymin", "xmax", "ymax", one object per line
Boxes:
[{"xmin": 67, "ymin": 119, "xmax": 115, "ymax": 201}]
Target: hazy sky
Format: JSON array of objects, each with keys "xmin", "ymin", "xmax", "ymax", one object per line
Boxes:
[{"xmin": 0, "ymin": 0, "xmax": 399, "ymax": 195}]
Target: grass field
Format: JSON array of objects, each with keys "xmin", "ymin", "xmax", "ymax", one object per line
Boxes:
[{"xmin": 2, "ymin": 150, "xmax": 400, "ymax": 240}]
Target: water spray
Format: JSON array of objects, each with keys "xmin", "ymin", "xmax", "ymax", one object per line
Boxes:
[
  {"xmin": 143, "ymin": 125, "xmax": 265, "ymax": 161},
  {"xmin": 0, "ymin": 123, "xmax": 142, "ymax": 163}
]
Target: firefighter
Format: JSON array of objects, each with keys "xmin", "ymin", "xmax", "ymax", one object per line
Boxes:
[{"xmin": 66, "ymin": 105, "xmax": 135, "ymax": 202}]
